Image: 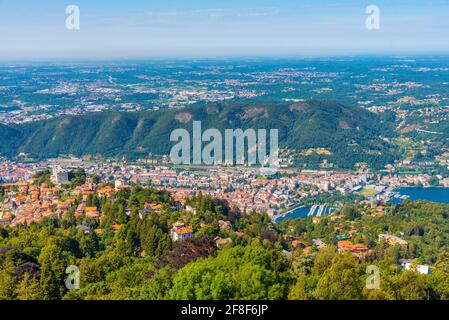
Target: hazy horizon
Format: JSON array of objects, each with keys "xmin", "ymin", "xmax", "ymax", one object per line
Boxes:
[{"xmin": 0, "ymin": 0, "xmax": 448, "ymax": 60}]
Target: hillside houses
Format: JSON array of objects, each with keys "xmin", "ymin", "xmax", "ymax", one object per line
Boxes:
[
  {"xmin": 138, "ymin": 202, "xmax": 163, "ymax": 219},
  {"xmin": 170, "ymin": 222, "xmax": 193, "ymax": 241},
  {"xmin": 0, "ymin": 179, "xmax": 106, "ymax": 227},
  {"xmin": 378, "ymin": 234, "xmax": 408, "ymax": 249},
  {"xmin": 337, "ymin": 240, "xmax": 371, "ymax": 259},
  {"xmin": 85, "ymin": 206, "xmax": 100, "ymax": 219}
]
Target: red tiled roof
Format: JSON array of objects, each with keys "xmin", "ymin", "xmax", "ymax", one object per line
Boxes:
[{"xmin": 175, "ymin": 226, "xmax": 193, "ymax": 235}]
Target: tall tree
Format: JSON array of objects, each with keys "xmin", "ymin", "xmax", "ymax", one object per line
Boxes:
[
  {"xmin": 16, "ymin": 273, "xmax": 41, "ymax": 300},
  {"xmin": 38, "ymin": 243, "xmax": 68, "ymax": 300},
  {"xmin": 315, "ymin": 253, "xmax": 363, "ymax": 300},
  {"xmin": 312, "ymin": 245, "xmax": 337, "ymax": 275},
  {"xmin": 0, "ymin": 260, "xmax": 17, "ymax": 300},
  {"xmin": 390, "ymin": 271, "xmax": 430, "ymax": 300}
]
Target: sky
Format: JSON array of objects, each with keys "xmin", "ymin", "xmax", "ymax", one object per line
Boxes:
[{"xmin": 0, "ymin": 0, "xmax": 448, "ymax": 59}]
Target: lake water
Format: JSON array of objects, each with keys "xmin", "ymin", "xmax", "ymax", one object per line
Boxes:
[
  {"xmin": 275, "ymin": 205, "xmax": 336, "ymax": 222},
  {"xmin": 391, "ymin": 187, "xmax": 449, "ymax": 204},
  {"xmin": 276, "ymin": 187, "xmax": 449, "ymax": 222}
]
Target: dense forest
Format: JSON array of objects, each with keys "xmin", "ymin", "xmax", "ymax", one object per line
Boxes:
[
  {"xmin": 1, "ymin": 182, "xmax": 449, "ymax": 300},
  {"xmin": 0, "ymin": 100, "xmax": 397, "ymax": 169}
]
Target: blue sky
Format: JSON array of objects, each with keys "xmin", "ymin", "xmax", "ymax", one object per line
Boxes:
[{"xmin": 0, "ymin": 0, "xmax": 448, "ymax": 59}]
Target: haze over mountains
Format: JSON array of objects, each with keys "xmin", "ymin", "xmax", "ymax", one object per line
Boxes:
[{"xmin": 0, "ymin": 100, "xmax": 397, "ymax": 169}]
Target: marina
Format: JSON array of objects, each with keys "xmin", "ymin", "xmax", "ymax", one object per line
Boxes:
[{"xmin": 274, "ymin": 204, "xmax": 336, "ymax": 222}]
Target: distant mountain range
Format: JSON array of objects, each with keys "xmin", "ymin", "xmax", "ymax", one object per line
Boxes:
[{"xmin": 0, "ymin": 100, "xmax": 398, "ymax": 169}]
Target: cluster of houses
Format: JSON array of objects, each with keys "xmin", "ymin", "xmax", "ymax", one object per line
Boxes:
[
  {"xmin": 167, "ymin": 198, "xmax": 238, "ymax": 247},
  {"xmin": 282, "ymin": 208, "xmax": 432, "ymax": 274},
  {"xmin": 169, "ymin": 218, "xmax": 236, "ymax": 248},
  {"xmin": 0, "ymin": 175, "xmax": 128, "ymax": 228},
  {"xmin": 0, "ymin": 175, "xmax": 241, "ymax": 250},
  {"xmin": 337, "ymin": 240, "xmax": 370, "ymax": 259},
  {"xmin": 0, "ymin": 165, "xmax": 434, "ymax": 275},
  {"xmin": 1, "ymin": 181, "xmax": 71, "ymax": 227}
]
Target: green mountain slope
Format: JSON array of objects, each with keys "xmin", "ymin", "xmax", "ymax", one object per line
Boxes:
[
  {"xmin": 0, "ymin": 124, "xmax": 24, "ymax": 157},
  {"xmin": 0, "ymin": 100, "xmax": 397, "ymax": 169}
]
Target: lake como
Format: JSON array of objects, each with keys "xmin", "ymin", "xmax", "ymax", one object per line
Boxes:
[
  {"xmin": 276, "ymin": 187, "xmax": 449, "ymax": 222},
  {"xmin": 391, "ymin": 187, "xmax": 449, "ymax": 204},
  {"xmin": 275, "ymin": 205, "xmax": 336, "ymax": 222}
]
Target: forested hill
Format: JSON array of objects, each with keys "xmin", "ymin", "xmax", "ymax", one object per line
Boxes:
[{"xmin": 0, "ymin": 100, "xmax": 397, "ymax": 168}]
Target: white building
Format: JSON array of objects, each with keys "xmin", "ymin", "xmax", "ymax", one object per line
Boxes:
[
  {"xmin": 401, "ymin": 260, "xmax": 431, "ymax": 275},
  {"xmin": 170, "ymin": 222, "xmax": 193, "ymax": 241},
  {"xmin": 115, "ymin": 178, "xmax": 126, "ymax": 189}
]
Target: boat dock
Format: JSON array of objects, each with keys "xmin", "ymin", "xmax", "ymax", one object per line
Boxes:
[{"xmin": 308, "ymin": 205, "xmax": 334, "ymax": 217}]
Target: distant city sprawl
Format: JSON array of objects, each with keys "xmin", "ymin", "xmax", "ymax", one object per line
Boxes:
[{"xmin": 1, "ymin": 58, "xmax": 448, "ymax": 125}]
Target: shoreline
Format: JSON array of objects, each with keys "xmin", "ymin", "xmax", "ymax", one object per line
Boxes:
[{"xmin": 271, "ymin": 205, "xmax": 307, "ymax": 222}]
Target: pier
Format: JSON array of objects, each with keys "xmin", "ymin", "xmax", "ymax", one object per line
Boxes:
[
  {"xmin": 273, "ymin": 204, "xmax": 337, "ymax": 222},
  {"xmin": 308, "ymin": 205, "xmax": 332, "ymax": 217}
]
